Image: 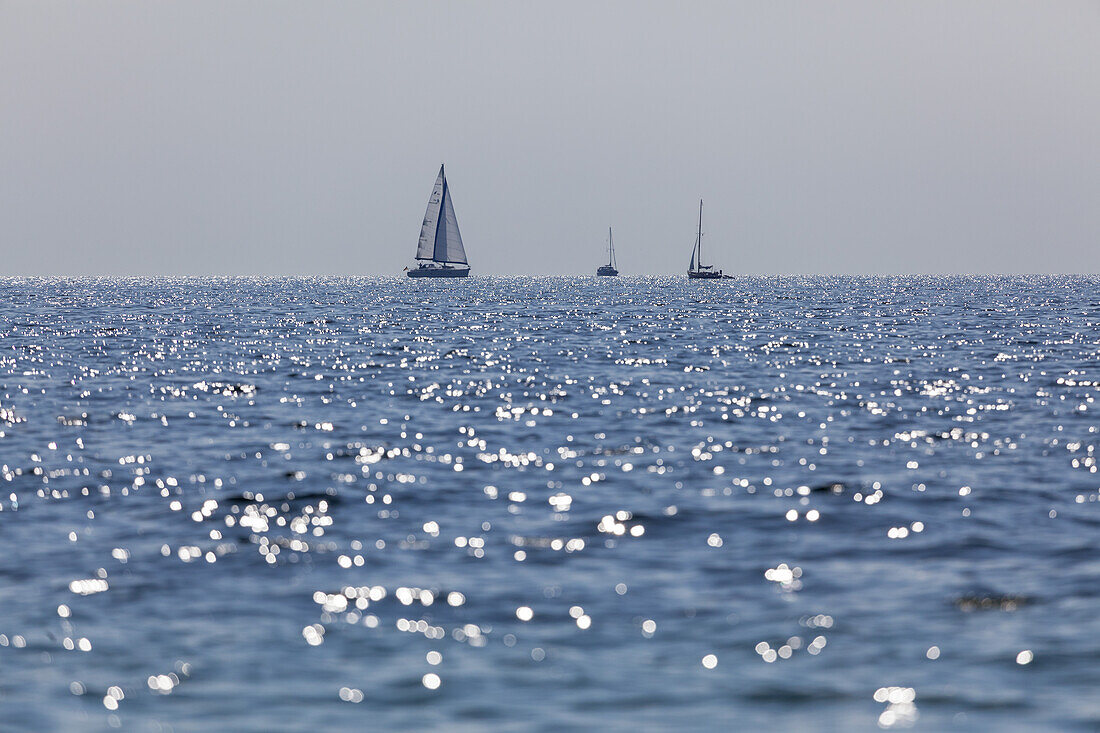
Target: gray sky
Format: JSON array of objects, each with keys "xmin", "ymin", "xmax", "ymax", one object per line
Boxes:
[{"xmin": 2, "ymin": 1, "xmax": 1098, "ymax": 275}]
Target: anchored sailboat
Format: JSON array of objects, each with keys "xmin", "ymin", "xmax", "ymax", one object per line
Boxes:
[
  {"xmin": 596, "ymin": 227, "xmax": 619, "ymax": 276},
  {"xmin": 687, "ymin": 199, "xmax": 729, "ymax": 279},
  {"xmin": 407, "ymin": 164, "xmax": 470, "ymax": 278}
]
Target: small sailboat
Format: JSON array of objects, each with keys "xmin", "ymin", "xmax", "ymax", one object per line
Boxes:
[
  {"xmin": 596, "ymin": 227, "xmax": 619, "ymax": 276},
  {"xmin": 407, "ymin": 164, "xmax": 470, "ymax": 278},
  {"xmin": 687, "ymin": 199, "xmax": 729, "ymax": 279}
]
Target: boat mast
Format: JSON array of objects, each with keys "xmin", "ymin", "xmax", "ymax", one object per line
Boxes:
[
  {"xmin": 432, "ymin": 165, "xmax": 446, "ymax": 263},
  {"xmin": 608, "ymin": 227, "xmax": 614, "ymax": 267},
  {"xmin": 697, "ymin": 199, "xmax": 703, "ymax": 268}
]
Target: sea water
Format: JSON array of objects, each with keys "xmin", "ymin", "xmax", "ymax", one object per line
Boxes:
[{"xmin": 1, "ymin": 276, "xmax": 1098, "ymax": 731}]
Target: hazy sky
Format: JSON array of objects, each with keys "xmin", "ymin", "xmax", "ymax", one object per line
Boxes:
[{"xmin": 2, "ymin": 1, "xmax": 1098, "ymax": 275}]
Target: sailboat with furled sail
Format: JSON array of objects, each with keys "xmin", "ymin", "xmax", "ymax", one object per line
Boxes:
[
  {"xmin": 687, "ymin": 199, "xmax": 729, "ymax": 279},
  {"xmin": 407, "ymin": 164, "xmax": 470, "ymax": 278},
  {"xmin": 596, "ymin": 227, "xmax": 619, "ymax": 276}
]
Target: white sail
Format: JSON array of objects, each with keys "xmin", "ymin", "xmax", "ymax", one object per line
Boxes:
[
  {"xmin": 688, "ymin": 199, "xmax": 703, "ymax": 271},
  {"xmin": 433, "ymin": 177, "xmax": 467, "ymax": 264},
  {"xmin": 415, "ymin": 167, "xmax": 445, "ymax": 260}
]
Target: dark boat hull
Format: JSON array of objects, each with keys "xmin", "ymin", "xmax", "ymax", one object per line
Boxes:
[
  {"xmin": 407, "ymin": 267, "xmax": 470, "ymax": 278},
  {"xmin": 688, "ymin": 270, "xmax": 728, "ymax": 279},
  {"xmin": 596, "ymin": 266, "xmax": 619, "ymax": 276}
]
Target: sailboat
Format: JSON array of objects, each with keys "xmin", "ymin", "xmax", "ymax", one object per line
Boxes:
[
  {"xmin": 687, "ymin": 199, "xmax": 729, "ymax": 279},
  {"xmin": 596, "ymin": 227, "xmax": 619, "ymax": 276},
  {"xmin": 407, "ymin": 164, "xmax": 470, "ymax": 278}
]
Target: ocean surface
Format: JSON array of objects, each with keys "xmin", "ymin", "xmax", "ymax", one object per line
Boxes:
[{"xmin": 1, "ymin": 276, "xmax": 1098, "ymax": 732}]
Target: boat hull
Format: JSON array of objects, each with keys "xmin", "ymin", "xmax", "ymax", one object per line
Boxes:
[
  {"xmin": 407, "ymin": 267, "xmax": 470, "ymax": 278},
  {"xmin": 596, "ymin": 266, "xmax": 619, "ymax": 276},
  {"xmin": 688, "ymin": 270, "xmax": 727, "ymax": 279}
]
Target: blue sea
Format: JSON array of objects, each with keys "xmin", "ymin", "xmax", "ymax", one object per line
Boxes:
[{"xmin": 1, "ymin": 276, "xmax": 1098, "ymax": 731}]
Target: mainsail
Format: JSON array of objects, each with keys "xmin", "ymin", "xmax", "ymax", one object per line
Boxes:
[
  {"xmin": 416, "ymin": 165, "xmax": 468, "ymax": 265},
  {"xmin": 434, "ymin": 179, "xmax": 467, "ymax": 264},
  {"xmin": 688, "ymin": 199, "xmax": 703, "ymax": 271}
]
